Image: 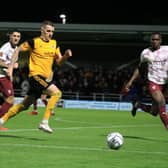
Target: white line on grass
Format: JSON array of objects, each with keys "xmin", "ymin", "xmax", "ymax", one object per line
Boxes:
[
  {"xmin": 54, "ymin": 117, "xmax": 161, "ymax": 127},
  {"xmin": 0, "ymin": 124, "xmax": 161, "ymax": 132},
  {"xmin": 54, "ymin": 117, "xmax": 94, "ymax": 124},
  {"xmin": 0, "ymin": 143, "xmax": 167, "ymax": 155}
]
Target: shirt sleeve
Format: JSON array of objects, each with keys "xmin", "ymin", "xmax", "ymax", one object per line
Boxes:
[
  {"xmin": 20, "ymin": 39, "xmax": 34, "ymax": 51},
  {"xmin": 55, "ymin": 46, "xmax": 62, "ymax": 59}
]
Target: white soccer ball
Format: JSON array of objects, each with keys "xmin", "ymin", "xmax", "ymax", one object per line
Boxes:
[{"xmin": 107, "ymin": 132, "xmax": 124, "ymax": 150}]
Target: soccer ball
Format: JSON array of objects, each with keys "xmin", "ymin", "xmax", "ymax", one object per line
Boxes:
[{"xmin": 107, "ymin": 132, "xmax": 124, "ymax": 150}]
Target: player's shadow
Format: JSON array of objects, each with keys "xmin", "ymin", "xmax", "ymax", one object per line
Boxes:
[
  {"xmin": 124, "ymin": 135, "xmax": 168, "ymax": 143},
  {"xmin": 0, "ymin": 134, "xmax": 45, "ymax": 141}
]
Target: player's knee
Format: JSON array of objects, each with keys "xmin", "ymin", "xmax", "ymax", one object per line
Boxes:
[
  {"xmin": 51, "ymin": 90, "xmax": 62, "ymax": 99},
  {"xmin": 20, "ymin": 103, "xmax": 31, "ymax": 111},
  {"xmin": 18, "ymin": 104, "xmax": 27, "ymax": 111},
  {"xmin": 23, "ymin": 105, "xmax": 29, "ymax": 111},
  {"xmin": 57, "ymin": 90, "xmax": 62, "ymax": 99}
]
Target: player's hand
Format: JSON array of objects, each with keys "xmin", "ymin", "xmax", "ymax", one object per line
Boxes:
[
  {"xmin": 125, "ymin": 82, "xmax": 132, "ymax": 92},
  {"xmin": 13, "ymin": 62, "xmax": 19, "ymax": 69},
  {"xmin": 121, "ymin": 82, "xmax": 132, "ymax": 95},
  {"xmin": 64, "ymin": 49, "xmax": 72, "ymax": 58}
]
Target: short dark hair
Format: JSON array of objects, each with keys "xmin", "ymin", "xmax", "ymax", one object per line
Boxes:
[
  {"xmin": 41, "ymin": 20, "xmax": 55, "ymax": 27},
  {"xmin": 7, "ymin": 28, "xmax": 20, "ymax": 36},
  {"xmin": 151, "ymin": 32, "xmax": 162, "ymax": 39}
]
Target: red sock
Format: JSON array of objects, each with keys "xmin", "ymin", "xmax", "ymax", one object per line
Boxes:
[
  {"xmin": 0, "ymin": 101, "xmax": 13, "ymax": 117},
  {"xmin": 159, "ymin": 106, "xmax": 168, "ymax": 129}
]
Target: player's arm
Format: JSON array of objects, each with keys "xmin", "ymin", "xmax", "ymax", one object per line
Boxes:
[
  {"xmin": 140, "ymin": 49, "xmax": 154, "ymax": 64},
  {"xmin": 7, "ymin": 40, "xmax": 31, "ymax": 80},
  {"xmin": 124, "ymin": 67, "xmax": 140, "ymax": 92},
  {"xmin": 0, "ymin": 50, "xmax": 8, "ymax": 68},
  {"xmin": 6, "ymin": 47, "xmax": 21, "ymax": 80},
  {"xmin": 55, "ymin": 47, "xmax": 72, "ymax": 66},
  {"xmin": 124, "ymin": 50, "xmax": 149, "ymax": 93}
]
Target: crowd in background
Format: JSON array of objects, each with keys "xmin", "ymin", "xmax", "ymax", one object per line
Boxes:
[{"xmin": 13, "ymin": 64, "xmax": 135, "ymax": 96}]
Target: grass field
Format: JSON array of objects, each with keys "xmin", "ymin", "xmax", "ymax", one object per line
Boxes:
[{"xmin": 0, "ymin": 107, "xmax": 168, "ymax": 168}]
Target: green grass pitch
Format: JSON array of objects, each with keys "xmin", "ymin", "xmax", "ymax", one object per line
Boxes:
[{"xmin": 0, "ymin": 107, "xmax": 168, "ymax": 168}]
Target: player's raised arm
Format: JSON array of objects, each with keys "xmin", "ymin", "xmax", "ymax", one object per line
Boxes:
[{"xmin": 55, "ymin": 47, "xmax": 72, "ymax": 66}]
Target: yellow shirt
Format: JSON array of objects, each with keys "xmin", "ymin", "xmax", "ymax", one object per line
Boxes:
[{"xmin": 20, "ymin": 37, "xmax": 60, "ymax": 79}]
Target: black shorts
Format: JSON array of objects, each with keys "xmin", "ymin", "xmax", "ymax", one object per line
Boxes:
[{"xmin": 27, "ymin": 75, "xmax": 53, "ymax": 99}]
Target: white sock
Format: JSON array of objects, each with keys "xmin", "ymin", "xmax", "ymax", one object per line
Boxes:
[
  {"xmin": 0, "ymin": 118, "xmax": 4, "ymax": 125},
  {"xmin": 42, "ymin": 119, "xmax": 48, "ymax": 124}
]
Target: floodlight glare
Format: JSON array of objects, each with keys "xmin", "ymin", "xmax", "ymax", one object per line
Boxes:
[{"xmin": 59, "ymin": 14, "xmax": 66, "ymax": 24}]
